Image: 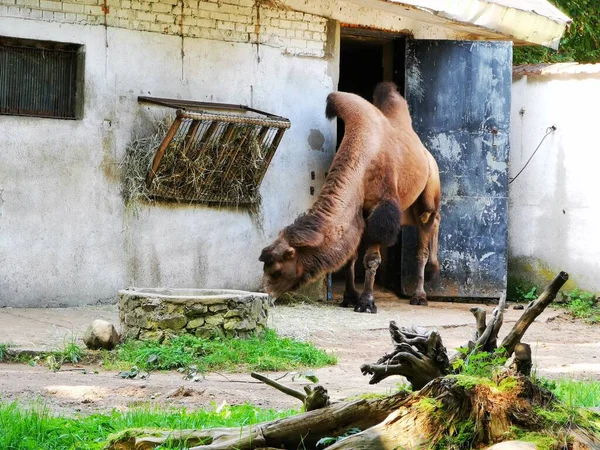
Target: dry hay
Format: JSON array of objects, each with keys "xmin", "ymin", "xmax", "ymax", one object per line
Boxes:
[{"xmin": 120, "ymin": 115, "xmax": 265, "ymax": 214}]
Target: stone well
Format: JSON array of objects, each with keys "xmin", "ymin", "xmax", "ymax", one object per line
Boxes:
[{"xmin": 118, "ymin": 288, "xmax": 270, "ymax": 340}]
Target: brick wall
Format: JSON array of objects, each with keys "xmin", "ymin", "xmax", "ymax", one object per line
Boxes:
[{"xmin": 0, "ymin": 0, "xmax": 328, "ymax": 57}]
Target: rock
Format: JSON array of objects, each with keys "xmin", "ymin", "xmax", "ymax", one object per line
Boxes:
[
  {"xmin": 139, "ymin": 330, "xmax": 165, "ymax": 342},
  {"xmin": 208, "ymin": 303, "xmax": 228, "ymax": 312},
  {"xmin": 224, "ymin": 318, "xmax": 256, "ymax": 331},
  {"xmin": 487, "ymin": 441, "xmax": 537, "ymax": 450},
  {"xmin": 195, "ymin": 327, "xmax": 219, "ymax": 339},
  {"xmin": 187, "ymin": 318, "xmax": 205, "ymax": 329},
  {"xmin": 183, "ymin": 304, "xmax": 208, "ymax": 317},
  {"xmin": 513, "ymin": 304, "xmax": 525, "ymax": 310},
  {"xmin": 158, "ymin": 315, "xmax": 187, "ymax": 330},
  {"xmin": 205, "ymin": 313, "xmax": 225, "ymax": 326},
  {"xmin": 83, "ymin": 319, "xmax": 120, "ymax": 350},
  {"xmin": 224, "ymin": 309, "xmax": 242, "ymax": 319}
]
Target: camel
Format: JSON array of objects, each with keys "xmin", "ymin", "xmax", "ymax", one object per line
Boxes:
[{"xmin": 259, "ymin": 82, "xmax": 441, "ymax": 313}]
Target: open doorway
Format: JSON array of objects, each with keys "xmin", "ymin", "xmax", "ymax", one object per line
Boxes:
[{"xmin": 331, "ymin": 29, "xmax": 406, "ymax": 298}]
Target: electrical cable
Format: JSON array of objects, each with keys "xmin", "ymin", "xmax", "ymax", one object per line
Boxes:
[{"xmin": 509, "ymin": 125, "xmax": 556, "ymax": 185}]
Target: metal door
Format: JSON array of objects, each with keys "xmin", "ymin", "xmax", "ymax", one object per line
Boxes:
[{"xmin": 401, "ymin": 40, "xmax": 512, "ymax": 299}]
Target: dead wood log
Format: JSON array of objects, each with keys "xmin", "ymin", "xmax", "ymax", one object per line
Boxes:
[
  {"xmin": 110, "ymin": 372, "xmax": 600, "ymax": 450},
  {"xmin": 510, "ymin": 343, "xmax": 532, "ymax": 376},
  {"xmin": 250, "ymin": 372, "xmax": 330, "ymax": 411},
  {"xmin": 107, "ymin": 390, "xmax": 411, "ymax": 450},
  {"xmin": 501, "ymin": 271, "xmax": 569, "ymax": 356},
  {"xmin": 360, "ymin": 322, "xmax": 450, "ymax": 390}
]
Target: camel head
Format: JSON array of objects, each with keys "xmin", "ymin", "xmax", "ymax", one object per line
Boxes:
[{"xmin": 259, "ymin": 236, "xmax": 302, "ymax": 298}]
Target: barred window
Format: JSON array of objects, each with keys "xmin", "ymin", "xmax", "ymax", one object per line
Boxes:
[{"xmin": 0, "ymin": 36, "xmax": 84, "ymax": 119}]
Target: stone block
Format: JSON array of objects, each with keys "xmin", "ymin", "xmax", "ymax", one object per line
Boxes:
[
  {"xmin": 208, "ymin": 303, "xmax": 228, "ymax": 312},
  {"xmin": 139, "ymin": 330, "xmax": 165, "ymax": 342},
  {"xmin": 205, "ymin": 313, "xmax": 225, "ymax": 326},
  {"xmin": 187, "ymin": 317, "xmax": 205, "ymax": 329},
  {"xmin": 158, "ymin": 315, "xmax": 188, "ymax": 330}
]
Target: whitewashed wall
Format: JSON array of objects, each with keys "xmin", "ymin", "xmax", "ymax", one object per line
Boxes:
[
  {"xmin": 509, "ymin": 68, "xmax": 600, "ymax": 293},
  {"xmin": 0, "ymin": 0, "xmax": 481, "ymax": 307},
  {"xmin": 0, "ymin": 14, "xmax": 336, "ymax": 306}
]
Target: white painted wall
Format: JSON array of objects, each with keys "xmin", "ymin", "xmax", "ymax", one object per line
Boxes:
[
  {"xmin": 0, "ymin": 17, "xmax": 336, "ymax": 306},
  {"xmin": 509, "ymin": 70, "xmax": 600, "ymax": 292}
]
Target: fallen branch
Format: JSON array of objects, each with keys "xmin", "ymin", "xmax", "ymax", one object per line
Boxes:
[
  {"xmin": 501, "ymin": 271, "xmax": 569, "ymax": 356},
  {"xmin": 107, "ymin": 390, "xmax": 410, "ymax": 450},
  {"xmin": 250, "ymin": 371, "xmax": 330, "ymax": 411}
]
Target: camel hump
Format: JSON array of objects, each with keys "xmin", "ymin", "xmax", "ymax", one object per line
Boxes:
[
  {"xmin": 373, "ymin": 82, "xmax": 411, "ymax": 125},
  {"xmin": 325, "ymin": 91, "xmax": 379, "ymax": 126}
]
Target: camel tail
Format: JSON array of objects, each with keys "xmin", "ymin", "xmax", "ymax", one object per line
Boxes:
[
  {"xmin": 325, "ymin": 91, "xmax": 378, "ymax": 127},
  {"xmin": 325, "ymin": 93, "xmax": 341, "ymax": 120}
]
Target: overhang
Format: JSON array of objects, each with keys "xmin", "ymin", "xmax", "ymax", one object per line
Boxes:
[{"xmin": 352, "ymin": 0, "xmax": 571, "ymax": 49}]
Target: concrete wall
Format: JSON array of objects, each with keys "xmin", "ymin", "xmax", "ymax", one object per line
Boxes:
[
  {"xmin": 0, "ymin": 0, "xmax": 471, "ymax": 307},
  {"xmin": 0, "ymin": 6, "xmax": 337, "ymax": 307},
  {"xmin": 509, "ymin": 69, "xmax": 600, "ymax": 293}
]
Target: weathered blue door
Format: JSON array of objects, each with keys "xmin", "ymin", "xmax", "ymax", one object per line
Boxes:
[{"xmin": 401, "ymin": 40, "xmax": 512, "ymax": 299}]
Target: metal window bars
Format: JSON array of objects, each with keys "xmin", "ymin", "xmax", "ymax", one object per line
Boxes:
[{"xmin": 139, "ymin": 97, "xmax": 291, "ymax": 206}]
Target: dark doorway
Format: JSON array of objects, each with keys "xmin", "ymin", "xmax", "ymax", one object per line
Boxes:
[{"xmin": 332, "ymin": 30, "xmax": 406, "ymax": 295}]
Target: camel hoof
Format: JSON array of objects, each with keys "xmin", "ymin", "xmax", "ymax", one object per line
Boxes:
[
  {"xmin": 410, "ymin": 295, "xmax": 428, "ymax": 306},
  {"xmin": 354, "ymin": 293, "xmax": 378, "ymax": 313},
  {"xmin": 340, "ymin": 290, "xmax": 359, "ymax": 308}
]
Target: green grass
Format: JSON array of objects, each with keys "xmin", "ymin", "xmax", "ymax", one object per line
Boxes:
[
  {"xmin": 0, "ymin": 402, "xmax": 296, "ymax": 450},
  {"xmin": 0, "ymin": 343, "xmax": 9, "ymax": 362},
  {"xmin": 546, "ymin": 379, "xmax": 600, "ymax": 409},
  {"xmin": 104, "ymin": 329, "xmax": 337, "ymax": 373},
  {"xmin": 561, "ymin": 289, "xmax": 600, "ymax": 324}
]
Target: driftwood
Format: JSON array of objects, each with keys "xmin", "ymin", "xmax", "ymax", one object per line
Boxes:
[
  {"xmin": 107, "ymin": 389, "xmax": 411, "ymax": 450},
  {"xmin": 107, "ymin": 372, "xmax": 600, "ymax": 450},
  {"xmin": 250, "ymin": 372, "xmax": 330, "ymax": 411},
  {"xmin": 360, "ymin": 323, "xmax": 450, "ymax": 389},
  {"xmin": 362, "ymin": 272, "xmax": 569, "ymax": 388}
]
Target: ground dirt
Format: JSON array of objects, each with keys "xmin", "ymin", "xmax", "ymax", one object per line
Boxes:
[{"xmin": 0, "ymin": 287, "xmax": 598, "ymax": 416}]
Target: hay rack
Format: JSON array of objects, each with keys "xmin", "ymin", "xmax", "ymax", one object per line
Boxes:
[{"xmin": 138, "ymin": 96, "xmax": 291, "ymax": 206}]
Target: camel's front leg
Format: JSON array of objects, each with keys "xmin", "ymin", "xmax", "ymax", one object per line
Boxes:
[
  {"xmin": 410, "ymin": 212, "xmax": 434, "ymax": 306},
  {"xmin": 356, "ymin": 245, "xmax": 381, "ymax": 313},
  {"xmin": 340, "ymin": 255, "xmax": 359, "ymax": 308}
]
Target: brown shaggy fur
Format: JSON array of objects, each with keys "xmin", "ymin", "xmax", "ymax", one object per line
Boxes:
[{"xmin": 260, "ymin": 82, "xmax": 441, "ymax": 311}]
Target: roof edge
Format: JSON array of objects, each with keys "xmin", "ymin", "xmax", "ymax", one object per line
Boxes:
[{"xmin": 385, "ymin": 0, "xmax": 571, "ymax": 49}]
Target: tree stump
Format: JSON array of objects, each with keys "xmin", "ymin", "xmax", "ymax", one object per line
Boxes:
[{"xmin": 363, "ymin": 272, "xmax": 569, "ymax": 390}]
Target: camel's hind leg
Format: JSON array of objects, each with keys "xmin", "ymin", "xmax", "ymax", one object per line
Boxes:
[
  {"xmin": 410, "ymin": 210, "xmax": 437, "ymax": 306},
  {"xmin": 340, "ymin": 254, "xmax": 359, "ymax": 308},
  {"xmin": 425, "ymin": 212, "xmax": 441, "ymax": 282}
]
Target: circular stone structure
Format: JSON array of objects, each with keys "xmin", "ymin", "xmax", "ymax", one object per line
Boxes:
[{"xmin": 118, "ymin": 288, "xmax": 270, "ymax": 341}]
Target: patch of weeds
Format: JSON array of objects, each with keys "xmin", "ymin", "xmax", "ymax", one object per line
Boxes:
[
  {"xmin": 535, "ymin": 404, "xmax": 576, "ymax": 427},
  {"xmin": 343, "ymin": 392, "xmax": 387, "ymax": 402},
  {"xmin": 549, "ymin": 379, "xmax": 600, "ymax": 409},
  {"xmin": 561, "ymin": 289, "xmax": 600, "ymax": 324},
  {"xmin": 316, "ymin": 427, "xmax": 361, "ymax": 449},
  {"xmin": 516, "ymin": 285, "xmax": 539, "ymax": 303},
  {"xmin": 60, "ymin": 337, "xmax": 83, "ymax": 364},
  {"xmin": 433, "ymin": 419, "xmax": 476, "ymax": 450},
  {"xmin": 0, "ymin": 343, "xmax": 9, "ymax": 362},
  {"xmin": 452, "ymin": 347, "xmax": 508, "ymax": 378},
  {"xmin": 0, "ymin": 401, "xmax": 296, "ymax": 450},
  {"xmin": 512, "ymin": 429, "xmax": 558, "ymax": 450},
  {"xmin": 415, "ymin": 397, "xmax": 443, "ymax": 414},
  {"xmin": 105, "ymin": 329, "xmax": 337, "ymax": 373}
]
